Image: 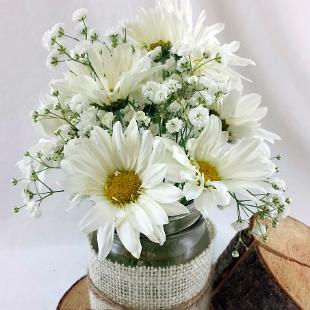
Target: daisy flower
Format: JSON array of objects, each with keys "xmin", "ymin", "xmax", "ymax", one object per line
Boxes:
[
  {"xmin": 126, "ymin": 0, "xmax": 192, "ymax": 50},
  {"xmin": 170, "ymin": 115, "xmax": 276, "ymax": 218},
  {"xmin": 51, "ymin": 43, "xmax": 164, "ymax": 108},
  {"xmin": 61, "ymin": 119, "xmax": 188, "ymax": 259},
  {"xmin": 175, "ymin": 11, "xmax": 254, "ymax": 84},
  {"xmin": 212, "ymin": 90, "xmax": 281, "ymax": 142}
]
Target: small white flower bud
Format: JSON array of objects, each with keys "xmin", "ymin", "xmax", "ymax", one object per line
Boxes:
[
  {"xmin": 232, "ymin": 250, "xmax": 239, "ymax": 258},
  {"xmin": 188, "ymin": 106, "xmax": 209, "ymax": 128},
  {"xmin": 72, "ymin": 8, "xmax": 88, "ymax": 22},
  {"xmin": 231, "ymin": 219, "xmax": 249, "ymax": 232},
  {"xmin": 166, "ymin": 118, "xmax": 183, "ymax": 133},
  {"xmin": 187, "ymin": 75, "xmax": 199, "ymax": 85}
]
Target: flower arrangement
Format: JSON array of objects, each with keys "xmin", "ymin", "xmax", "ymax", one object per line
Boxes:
[{"xmin": 13, "ymin": 1, "xmax": 291, "ymax": 260}]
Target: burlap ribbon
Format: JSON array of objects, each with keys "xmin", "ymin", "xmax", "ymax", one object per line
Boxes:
[
  {"xmin": 88, "ymin": 272, "xmax": 212, "ymax": 310},
  {"xmin": 87, "ymin": 219, "xmax": 216, "ymax": 310}
]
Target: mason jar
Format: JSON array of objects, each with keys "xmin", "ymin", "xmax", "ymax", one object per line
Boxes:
[{"xmin": 88, "ymin": 205, "xmax": 215, "ymax": 310}]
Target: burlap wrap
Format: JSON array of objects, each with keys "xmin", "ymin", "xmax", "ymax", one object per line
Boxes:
[{"xmin": 88, "ymin": 219, "xmax": 215, "ymax": 310}]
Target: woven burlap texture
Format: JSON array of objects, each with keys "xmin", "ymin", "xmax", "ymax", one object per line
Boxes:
[{"xmin": 88, "ymin": 219, "xmax": 215, "ymax": 310}]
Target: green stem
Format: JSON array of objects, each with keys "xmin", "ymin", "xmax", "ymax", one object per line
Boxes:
[{"xmin": 63, "ymin": 34, "xmax": 79, "ymax": 41}]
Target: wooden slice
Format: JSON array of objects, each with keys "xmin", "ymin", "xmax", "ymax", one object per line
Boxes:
[
  {"xmin": 211, "ymin": 217, "xmax": 310, "ymax": 310},
  {"xmin": 57, "ymin": 276, "xmax": 90, "ymax": 310}
]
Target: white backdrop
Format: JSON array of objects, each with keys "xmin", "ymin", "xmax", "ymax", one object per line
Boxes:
[{"xmin": 1, "ymin": 0, "xmax": 310, "ymax": 309}]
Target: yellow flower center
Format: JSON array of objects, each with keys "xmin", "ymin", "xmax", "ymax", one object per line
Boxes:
[
  {"xmin": 196, "ymin": 160, "xmax": 221, "ymax": 182},
  {"xmin": 104, "ymin": 171, "xmax": 142, "ymax": 206},
  {"xmin": 149, "ymin": 40, "xmax": 172, "ymax": 51}
]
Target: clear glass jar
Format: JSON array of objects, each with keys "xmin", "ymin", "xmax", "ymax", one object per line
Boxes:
[{"xmin": 89, "ymin": 205, "xmax": 213, "ymax": 267}]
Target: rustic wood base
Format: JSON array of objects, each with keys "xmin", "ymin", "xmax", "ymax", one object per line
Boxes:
[
  {"xmin": 211, "ymin": 217, "xmax": 310, "ymax": 310},
  {"xmin": 57, "ymin": 276, "xmax": 90, "ymax": 310}
]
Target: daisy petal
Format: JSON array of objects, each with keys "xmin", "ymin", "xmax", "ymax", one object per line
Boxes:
[
  {"xmin": 79, "ymin": 207, "xmax": 106, "ymax": 233},
  {"xmin": 172, "ymin": 145, "xmax": 192, "ymax": 168},
  {"xmin": 145, "ymin": 183, "xmax": 183, "ymax": 203},
  {"xmin": 117, "ymin": 220, "xmax": 142, "ymax": 259},
  {"xmin": 194, "ymin": 192, "xmax": 217, "ymax": 218},
  {"xmin": 136, "ymin": 130, "xmax": 153, "ymax": 172},
  {"xmin": 148, "ymin": 138, "xmax": 165, "ymax": 166},
  {"xmin": 79, "ymin": 201, "xmax": 118, "ymax": 233},
  {"xmin": 160, "ymin": 201, "xmax": 190, "ymax": 216},
  {"xmin": 147, "ymin": 225, "xmax": 166, "ymax": 246},
  {"xmin": 97, "ymin": 222, "xmax": 115, "ymax": 259},
  {"xmin": 124, "ymin": 119, "xmax": 140, "ymax": 169},
  {"xmin": 208, "ymin": 181, "xmax": 230, "ymax": 206},
  {"xmin": 183, "ymin": 181, "xmax": 204, "ymax": 200},
  {"xmin": 258, "ymin": 128, "xmax": 281, "ymax": 143},
  {"xmin": 128, "ymin": 204, "xmax": 153, "ymax": 236},
  {"xmin": 87, "ymin": 46, "xmax": 106, "ymax": 78},
  {"xmin": 141, "ymin": 163, "xmax": 167, "ymax": 188},
  {"xmin": 139, "ymin": 196, "xmax": 169, "ymax": 225},
  {"xmin": 112, "ymin": 121, "xmax": 127, "ymax": 169}
]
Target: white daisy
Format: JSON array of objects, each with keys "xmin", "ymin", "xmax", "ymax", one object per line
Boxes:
[
  {"xmin": 174, "ymin": 10, "xmax": 254, "ymax": 85},
  {"xmin": 212, "ymin": 90, "xmax": 280, "ymax": 142},
  {"xmin": 51, "ymin": 43, "xmax": 164, "ymax": 108},
  {"xmin": 61, "ymin": 119, "xmax": 188, "ymax": 259},
  {"xmin": 170, "ymin": 115, "xmax": 276, "ymax": 217},
  {"xmin": 126, "ymin": 0, "xmax": 192, "ymax": 50}
]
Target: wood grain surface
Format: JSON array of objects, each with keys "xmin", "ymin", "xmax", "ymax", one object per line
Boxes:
[
  {"xmin": 57, "ymin": 276, "xmax": 90, "ymax": 310},
  {"xmin": 212, "ymin": 217, "xmax": 310, "ymax": 310}
]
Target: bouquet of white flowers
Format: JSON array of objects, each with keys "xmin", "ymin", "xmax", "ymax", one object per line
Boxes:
[{"xmin": 13, "ymin": 1, "xmax": 291, "ymax": 308}]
